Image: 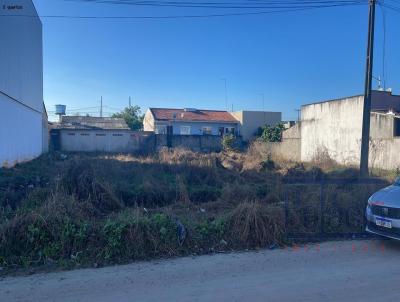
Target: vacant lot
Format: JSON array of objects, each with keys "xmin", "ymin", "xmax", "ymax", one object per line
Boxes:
[{"xmin": 0, "ymin": 143, "xmax": 392, "ymax": 273}]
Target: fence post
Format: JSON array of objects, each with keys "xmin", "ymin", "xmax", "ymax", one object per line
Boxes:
[
  {"xmin": 320, "ymin": 182, "xmax": 324, "ymax": 236},
  {"xmin": 284, "ymin": 187, "xmax": 289, "ymax": 231}
]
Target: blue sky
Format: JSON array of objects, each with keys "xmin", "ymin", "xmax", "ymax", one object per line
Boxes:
[{"xmin": 33, "ymin": 1, "xmax": 400, "ymax": 121}]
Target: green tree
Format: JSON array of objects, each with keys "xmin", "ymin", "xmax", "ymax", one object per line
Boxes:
[
  {"xmin": 111, "ymin": 106, "xmax": 144, "ymax": 131},
  {"xmin": 258, "ymin": 124, "xmax": 285, "ymax": 142}
]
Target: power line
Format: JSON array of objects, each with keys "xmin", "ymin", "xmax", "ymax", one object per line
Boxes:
[
  {"xmin": 0, "ymin": 2, "xmax": 367, "ymax": 20},
  {"xmin": 379, "ymin": 1, "xmax": 400, "ymax": 12},
  {"xmin": 63, "ymin": 0, "xmax": 366, "ymax": 9}
]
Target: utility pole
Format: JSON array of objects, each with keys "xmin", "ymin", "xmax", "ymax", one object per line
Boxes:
[
  {"xmin": 360, "ymin": 0, "xmax": 376, "ymax": 178},
  {"xmin": 222, "ymin": 78, "xmax": 228, "ymax": 111},
  {"xmin": 129, "ymin": 96, "xmax": 132, "ymax": 108},
  {"xmin": 295, "ymin": 109, "xmax": 301, "ymax": 122},
  {"xmin": 100, "ymin": 96, "xmax": 103, "ymax": 117},
  {"xmin": 261, "ymin": 93, "xmax": 266, "ymax": 124}
]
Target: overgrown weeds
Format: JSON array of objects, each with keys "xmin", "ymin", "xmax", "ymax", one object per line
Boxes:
[{"xmin": 0, "ymin": 146, "xmax": 394, "ymax": 273}]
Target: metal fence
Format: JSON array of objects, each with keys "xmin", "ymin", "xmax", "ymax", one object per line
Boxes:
[{"xmin": 280, "ymin": 178, "xmax": 389, "ymax": 240}]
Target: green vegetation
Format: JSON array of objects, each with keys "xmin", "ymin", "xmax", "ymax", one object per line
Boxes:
[
  {"xmin": 0, "ymin": 147, "xmax": 392, "ymax": 274},
  {"xmin": 257, "ymin": 124, "xmax": 285, "ymax": 142},
  {"xmin": 111, "ymin": 106, "xmax": 144, "ymax": 131},
  {"xmin": 222, "ymin": 134, "xmax": 236, "ymax": 151}
]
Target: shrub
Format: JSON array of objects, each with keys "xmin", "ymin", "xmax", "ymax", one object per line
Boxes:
[
  {"xmin": 222, "ymin": 134, "xmax": 235, "ymax": 151},
  {"xmin": 258, "ymin": 124, "xmax": 285, "ymax": 142}
]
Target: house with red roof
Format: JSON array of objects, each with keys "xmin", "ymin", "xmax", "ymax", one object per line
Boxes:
[{"xmin": 143, "ymin": 108, "xmax": 240, "ymax": 137}]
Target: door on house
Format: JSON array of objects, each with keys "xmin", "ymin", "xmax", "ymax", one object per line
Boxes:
[
  {"xmin": 167, "ymin": 125, "xmax": 173, "ymax": 147},
  {"xmin": 50, "ymin": 130, "xmax": 61, "ymax": 151}
]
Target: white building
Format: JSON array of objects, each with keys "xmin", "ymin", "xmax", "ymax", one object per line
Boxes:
[
  {"xmin": 143, "ymin": 108, "xmax": 282, "ymax": 141},
  {"xmin": 0, "ymin": 1, "xmax": 46, "ymax": 167},
  {"xmin": 50, "ymin": 116, "xmax": 139, "ymax": 152}
]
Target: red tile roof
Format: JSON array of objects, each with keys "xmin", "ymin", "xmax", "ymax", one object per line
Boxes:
[{"xmin": 150, "ymin": 108, "xmax": 238, "ymax": 123}]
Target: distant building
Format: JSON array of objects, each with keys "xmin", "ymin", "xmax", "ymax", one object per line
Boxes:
[
  {"xmin": 0, "ymin": 1, "xmax": 47, "ymax": 167},
  {"xmin": 230, "ymin": 111, "xmax": 282, "ymax": 141},
  {"xmin": 50, "ymin": 116, "xmax": 139, "ymax": 152},
  {"xmin": 143, "ymin": 108, "xmax": 282, "ymax": 141},
  {"xmin": 275, "ymin": 90, "xmax": 400, "ymax": 170},
  {"xmin": 143, "ymin": 108, "xmax": 240, "ymax": 136}
]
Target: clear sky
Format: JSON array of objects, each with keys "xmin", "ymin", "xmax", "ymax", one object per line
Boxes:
[{"xmin": 32, "ymin": 0, "xmax": 400, "ymax": 121}]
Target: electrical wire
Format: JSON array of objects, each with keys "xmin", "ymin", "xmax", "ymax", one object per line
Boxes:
[
  {"xmin": 63, "ymin": 0, "xmax": 366, "ymax": 9},
  {"xmin": 379, "ymin": 1, "xmax": 400, "ymax": 12},
  {"xmin": 0, "ymin": 1, "xmax": 367, "ymax": 19}
]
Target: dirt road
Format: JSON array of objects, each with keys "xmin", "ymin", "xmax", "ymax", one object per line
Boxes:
[{"xmin": 2, "ymin": 240, "xmax": 400, "ymax": 302}]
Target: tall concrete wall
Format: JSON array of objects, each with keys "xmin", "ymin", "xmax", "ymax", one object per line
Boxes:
[
  {"xmin": 0, "ymin": 1, "xmax": 44, "ymax": 167},
  {"xmin": 300, "ymin": 96, "xmax": 400, "ymax": 170},
  {"xmin": 301, "ymin": 96, "xmax": 364, "ymax": 165},
  {"xmin": 0, "ymin": 95, "xmax": 43, "ymax": 167},
  {"xmin": 369, "ymin": 138, "xmax": 400, "ymax": 170},
  {"xmin": 265, "ymin": 94, "xmax": 400, "ymax": 170}
]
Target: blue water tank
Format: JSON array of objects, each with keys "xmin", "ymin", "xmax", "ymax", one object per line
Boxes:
[{"xmin": 55, "ymin": 104, "xmax": 66, "ymax": 115}]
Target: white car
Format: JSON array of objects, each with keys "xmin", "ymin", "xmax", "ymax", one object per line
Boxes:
[{"xmin": 366, "ymin": 178, "xmax": 400, "ymax": 240}]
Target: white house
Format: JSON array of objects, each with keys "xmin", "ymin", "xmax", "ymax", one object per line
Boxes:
[
  {"xmin": 143, "ymin": 108, "xmax": 240, "ymax": 136},
  {"xmin": 0, "ymin": 1, "xmax": 47, "ymax": 167}
]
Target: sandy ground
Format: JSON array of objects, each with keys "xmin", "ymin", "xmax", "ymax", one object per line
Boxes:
[{"xmin": 1, "ymin": 240, "xmax": 400, "ymax": 302}]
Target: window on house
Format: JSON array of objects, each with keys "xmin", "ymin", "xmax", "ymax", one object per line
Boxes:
[
  {"xmin": 155, "ymin": 125, "xmax": 167, "ymax": 134},
  {"xmin": 96, "ymin": 133, "xmax": 106, "ymax": 137},
  {"xmin": 113, "ymin": 133, "xmax": 123, "ymax": 137},
  {"xmin": 225, "ymin": 127, "xmax": 235, "ymax": 135},
  {"xmin": 202, "ymin": 127, "xmax": 212, "ymax": 135},
  {"xmin": 80, "ymin": 133, "xmax": 90, "ymax": 136},
  {"xmin": 218, "ymin": 127, "xmax": 225, "ymax": 136},
  {"xmin": 180, "ymin": 126, "xmax": 191, "ymax": 135},
  {"xmin": 394, "ymin": 118, "xmax": 400, "ymax": 137},
  {"xmin": 67, "ymin": 133, "xmax": 75, "ymax": 136}
]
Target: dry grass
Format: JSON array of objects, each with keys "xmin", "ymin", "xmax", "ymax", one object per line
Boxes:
[
  {"xmin": 0, "ymin": 143, "xmax": 394, "ymax": 273},
  {"xmin": 226, "ymin": 202, "xmax": 285, "ymax": 248}
]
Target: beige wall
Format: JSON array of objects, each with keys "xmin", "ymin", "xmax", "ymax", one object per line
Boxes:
[
  {"xmin": 231, "ymin": 111, "xmax": 282, "ymax": 141},
  {"xmin": 143, "ymin": 109, "xmax": 155, "ymax": 132}
]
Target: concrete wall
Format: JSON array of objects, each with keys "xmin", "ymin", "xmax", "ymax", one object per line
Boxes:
[
  {"xmin": 263, "ymin": 123, "xmax": 301, "ymax": 162},
  {"xmin": 231, "ymin": 111, "xmax": 282, "ymax": 141},
  {"xmin": 266, "ymin": 140, "xmax": 301, "ymax": 162},
  {"xmin": 369, "ymin": 138, "xmax": 400, "ymax": 170},
  {"xmin": 300, "ymin": 96, "xmax": 364, "ymax": 165},
  {"xmin": 0, "ymin": 0, "xmax": 44, "ymax": 167},
  {"xmin": 0, "ymin": 94, "xmax": 43, "ymax": 167},
  {"xmin": 0, "ymin": 1, "xmax": 43, "ymax": 112},
  {"xmin": 58, "ymin": 130, "xmax": 147, "ymax": 152},
  {"xmin": 42, "ymin": 110, "xmax": 49, "ymax": 153},
  {"xmin": 54, "ymin": 130, "xmax": 224, "ymax": 153},
  {"xmin": 264, "ymin": 94, "xmax": 400, "ymax": 170},
  {"xmin": 298, "ymin": 96, "xmax": 400, "ymax": 170}
]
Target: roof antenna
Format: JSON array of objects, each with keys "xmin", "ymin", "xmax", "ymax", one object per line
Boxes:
[{"xmin": 373, "ymin": 75, "xmax": 383, "ymax": 91}]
